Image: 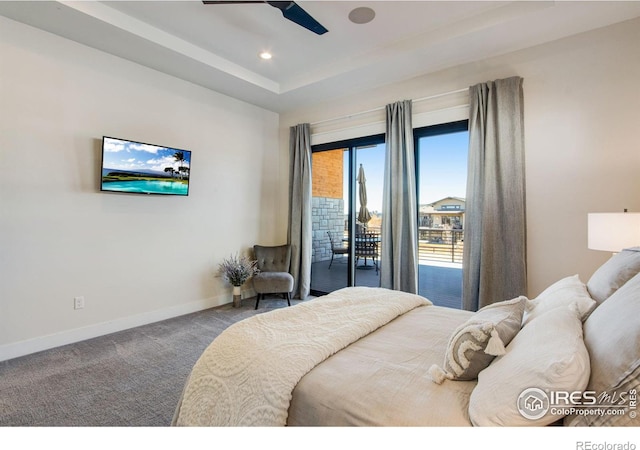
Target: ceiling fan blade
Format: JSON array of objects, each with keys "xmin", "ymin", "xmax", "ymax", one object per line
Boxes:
[
  {"xmin": 267, "ymin": 2, "xmax": 328, "ymax": 35},
  {"xmin": 202, "ymin": 1, "xmax": 265, "ymax": 4},
  {"xmin": 202, "ymin": 1, "xmax": 328, "ymax": 35}
]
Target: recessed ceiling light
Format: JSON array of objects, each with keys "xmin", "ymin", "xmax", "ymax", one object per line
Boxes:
[
  {"xmin": 259, "ymin": 51, "xmax": 272, "ymax": 60},
  {"xmin": 348, "ymin": 7, "xmax": 375, "ymax": 25}
]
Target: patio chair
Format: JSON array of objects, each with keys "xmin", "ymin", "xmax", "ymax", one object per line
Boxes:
[
  {"xmin": 252, "ymin": 244, "xmax": 294, "ymax": 310},
  {"xmin": 355, "ymin": 232, "xmax": 379, "ymax": 274},
  {"xmin": 327, "ymin": 231, "xmax": 349, "ymax": 269}
]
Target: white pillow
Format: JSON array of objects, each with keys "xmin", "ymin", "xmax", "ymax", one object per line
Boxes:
[
  {"xmin": 587, "ymin": 247, "xmax": 640, "ymax": 305},
  {"xmin": 565, "ymin": 271, "xmax": 640, "ymax": 426},
  {"xmin": 522, "ymin": 275, "xmax": 596, "ymax": 325},
  {"xmin": 469, "ymin": 304, "xmax": 590, "ymax": 426}
]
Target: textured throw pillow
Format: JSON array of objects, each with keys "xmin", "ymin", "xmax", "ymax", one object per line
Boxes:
[
  {"xmin": 587, "ymin": 247, "xmax": 640, "ymax": 305},
  {"xmin": 429, "ymin": 296, "xmax": 526, "ymax": 384},
  {"xmin": 565, "ymin": 271, "xmax": 640, "ymax": 426},
  {"xmin": 522, "ymin": 275, "xmax": 596, "ymax": 325},
  {"xmin": 468, "ymin": 304, "xmax": 590, "ymax": 426}
]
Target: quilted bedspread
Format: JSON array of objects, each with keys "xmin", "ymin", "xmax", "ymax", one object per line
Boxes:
[{"xmin": 172, "ymin": 287, "xmax": 430, "ymax": 426}]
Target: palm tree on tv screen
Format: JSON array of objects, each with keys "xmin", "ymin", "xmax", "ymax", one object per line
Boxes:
[
  {"xmin": 173, "ymin": 151, "xmax": 186, "ymax": 179},
  {"xmin": 174, "ymin": 151, "xmax": 185, "ymax": 168}
]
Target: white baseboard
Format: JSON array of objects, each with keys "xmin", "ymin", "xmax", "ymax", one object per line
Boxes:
[{"xmin": 0, "ymin": 294, "xmax": 232, "ymax": 362}]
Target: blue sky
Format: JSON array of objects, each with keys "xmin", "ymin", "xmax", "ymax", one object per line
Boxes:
[
  {"xmin": 344, "ymin": 131, "xmax": 468, "ymax": 212},
  {"xmin": 418, "ymin": 131, "xmax": 469, "ymax": 204},
  {"xmin": 102, "ymin": 137, "xmax": 191, "ymax": 173}
]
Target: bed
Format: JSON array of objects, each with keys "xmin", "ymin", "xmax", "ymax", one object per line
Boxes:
[{"xmin": 172, "ymin": 248, "xmax": 640, "ymax": 427}]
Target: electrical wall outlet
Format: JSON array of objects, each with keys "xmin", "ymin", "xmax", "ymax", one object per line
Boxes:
[{"xmin": 74, "ymin": 296, "xmax": 85, "ymax": 310}]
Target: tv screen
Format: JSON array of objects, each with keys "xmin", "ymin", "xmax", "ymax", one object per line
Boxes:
[{"xmin": 101, "ymin": 136, "xmax": 191, "ymax": 196}]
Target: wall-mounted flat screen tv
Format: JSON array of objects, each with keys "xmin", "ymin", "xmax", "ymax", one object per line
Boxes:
[{"xmin": 101, "ymin": 136, "xmax": 191, "ymax": 196}]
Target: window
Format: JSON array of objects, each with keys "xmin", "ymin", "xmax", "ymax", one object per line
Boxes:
[
  {"xmin": 415, "ymin": 120, "xmax": 469, "ymax": 308},
  {"xmin": 310, "ymin": 135, "xmax": 384, "ymax": 295},
  {"xmin": 308, "ymin": 120, "xmax": 469, "ymax": 306}
]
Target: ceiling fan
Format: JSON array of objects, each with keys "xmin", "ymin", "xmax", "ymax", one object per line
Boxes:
[{"xmin": 202, "ymin": 1, "xmax": 328, "ymax": 35}]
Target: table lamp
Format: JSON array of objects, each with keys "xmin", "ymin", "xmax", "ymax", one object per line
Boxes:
[{"xmin": 588, "ymin": 209, "xmax": 640, "ymax": 252}]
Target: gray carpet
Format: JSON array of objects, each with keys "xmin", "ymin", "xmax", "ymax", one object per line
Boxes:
[{"xmin": 0, "ymin": 297, "xmax": 301, "ymax": 427}]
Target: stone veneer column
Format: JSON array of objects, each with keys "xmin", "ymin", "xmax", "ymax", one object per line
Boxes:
[{"xmin": 312, "ymin": 197, "xmax": 345, "ymax": 263}]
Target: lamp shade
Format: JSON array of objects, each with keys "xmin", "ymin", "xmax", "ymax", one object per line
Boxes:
[{"xmin": 588, "ymin": 212, "xmax": 640, "ymax": 252}]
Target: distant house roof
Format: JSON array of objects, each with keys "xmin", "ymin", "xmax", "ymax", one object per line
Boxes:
[
  {"xmin": 419, "ymin": 197, "xmax": 467, "ymax": 214},
  {"xmin": 428, "ymin": 196, "xmax": 466, "ymax": 206}
]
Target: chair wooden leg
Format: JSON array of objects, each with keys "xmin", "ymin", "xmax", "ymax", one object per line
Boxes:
[
  {"xmin": 286, "ymin": 292, "xmax": 291, "ymax": 307},
  {"xmin": 329, "ymin": 253, "xmax": 334, "ymax": 269},
  {"xmin": 255, "ymin": 293, "xmax": 261, "ymax": 310}
]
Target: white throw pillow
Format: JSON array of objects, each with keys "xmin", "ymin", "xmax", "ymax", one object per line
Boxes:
[
  {"xmin": 586, "ymin": 247, "xmax": 640, "ymax": 305},
  {"xmin": 522, "ymin": 275, "xmax": 596, "ymax": 325},
  {"xmin": 469, "ymin": 304, "xmax": 590, "ymax": 426},
  {"xmin": 565, "ymin": 271, "xmax": 640, "ymax": 426},
  {"xmin": 429, "ymin": 296, "xmax": 526, "ymax": 384}
]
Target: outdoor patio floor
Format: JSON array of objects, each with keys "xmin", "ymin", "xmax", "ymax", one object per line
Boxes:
[{"xmin": 311, "ymin": 258, "xmax": 462, "ymax": 309}]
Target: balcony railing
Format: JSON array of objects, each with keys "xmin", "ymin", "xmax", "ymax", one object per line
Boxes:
[
  {"xmin": 418, "ymin": 228, "xmax": 464, "ymax": 264},
  {"xmin": 331, "ymin": 227, "xmax": 463, "ymax": 265}
]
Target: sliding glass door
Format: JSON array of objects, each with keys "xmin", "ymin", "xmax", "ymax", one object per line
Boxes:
[
  {"xmin": 353, "ymin": 143, "xmax": 385, "ymax": 286},
  {"xmin": 415, "ymin": 121, "xmax": 469, "ymax": 308},
  {"xmin": 309, "ymin": 122, "xmax": 468, "ymax": 302},
  {"xmin": 310, "ymin": 147, "xmax": 349, "ymax": 293},
  {"xmin": 310, "ymin": 135, "xmax": 385, "ymax": 295}
]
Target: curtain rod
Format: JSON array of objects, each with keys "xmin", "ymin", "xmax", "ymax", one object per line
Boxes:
[
  {"xmin": 310, "ymin": 104, "xmax": 469, "ymax": 138},
  {"xmin": 309, "ymin": 87, "xmax": 469, "ymax": 127}
]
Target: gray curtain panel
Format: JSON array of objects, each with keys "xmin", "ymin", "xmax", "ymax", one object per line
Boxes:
[
  {"xmin": 288, "ymin": 123, "xmax": 312, "ymax": 299},
  {"xmin": 381, "ymin": 100, "xmax": 419, "ymax": 294},
  {"xmin": 463, "ymin": 76, "xmax": 527, "ymax": 311}
]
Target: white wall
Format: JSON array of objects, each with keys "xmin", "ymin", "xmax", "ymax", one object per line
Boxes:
[
  {"xmin": 281, "ymin": 17, "xmax": 640, "ymax": 299},
  {"xmin": 0, "ymin": 17, "xmax": 282, "ymax": 361}
]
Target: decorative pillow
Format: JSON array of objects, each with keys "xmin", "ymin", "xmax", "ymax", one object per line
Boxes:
[
  {"xmin": 565, "ymin": 271, "xmax": 640, "ymax": 426},
  {"xmin": 586, "ymin": 247, "xmax": 640, "ymax": 305},
  {"xmin": 522, "ymin": 275, "xmax": 596, "ymax": 325},
  {"xmin": 468, "ymin": 303, "xmax": 590, "ymax": 426},
  {"xmin": 428, "ymin": 296, "xmax": 526, "ymax": 384}
]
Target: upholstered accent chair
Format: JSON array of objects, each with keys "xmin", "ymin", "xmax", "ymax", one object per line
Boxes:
[{"xmin": 252, "ymin": 244, "xmax": 295, "ymax": 310}]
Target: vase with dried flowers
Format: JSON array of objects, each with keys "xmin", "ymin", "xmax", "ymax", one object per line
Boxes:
[{"xmin": 218, "ymin": 253, "xmax": 259, "ymax": 308}]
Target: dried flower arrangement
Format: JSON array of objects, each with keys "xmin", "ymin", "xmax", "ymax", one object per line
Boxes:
[{"xmin": 218, "ymin": 253, "xmax": 259, "ymax": 287}]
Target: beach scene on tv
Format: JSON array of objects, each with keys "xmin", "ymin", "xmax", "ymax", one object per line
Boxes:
[{"xmin": 101, "ymin": 137, "xmax": 191, "ymax": 196}]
